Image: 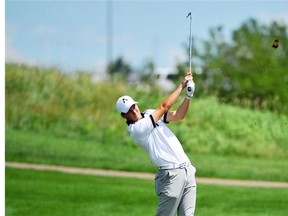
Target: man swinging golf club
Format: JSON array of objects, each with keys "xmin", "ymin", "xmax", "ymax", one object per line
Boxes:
[{"xmin": 116, "ymin": 71, "xmax": 196, "ymax": 216}]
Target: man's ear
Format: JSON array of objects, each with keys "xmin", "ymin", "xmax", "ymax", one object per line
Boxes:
[{"xmin": 121, "ymin": 113, "xmax": 126, "ymax": 118}]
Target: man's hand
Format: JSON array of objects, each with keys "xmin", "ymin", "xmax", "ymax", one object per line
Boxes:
[
  {"xmin": 181, "ymin": 72, "xmax": 193, "ymax": 88},
  {"xmin": 185, "ymin": 72, "xmax": 195, "ymax": 100},
  {"xmin": 182, "ymin": 71, "xmax": 195, "ymax": 100},
  {"xmin": 186, "ymin": 78, "xmax": 195, "ymax": 100}
]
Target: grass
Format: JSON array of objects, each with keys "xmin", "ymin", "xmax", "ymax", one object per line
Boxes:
[
  {"xmin": 5, "ymin": 63, "xmax": 288, "ymax": 182},
  {"xmin": 5, "ymin": 59, "xmax": 288, "ymax": 216},
  {"xmin": 6, "ymin": 128, "xmax": 288, "ymax": 182},
  {"xmin": 5, "ymin": 63, "xmax": 288, "ymax": 159},
  {"xmin": 6, "ymin": 168, "xmax": 288, "ymax": 216},
  {"xmin": 6, "ymin": 168, "xmax": 156, "ymax": 216}
]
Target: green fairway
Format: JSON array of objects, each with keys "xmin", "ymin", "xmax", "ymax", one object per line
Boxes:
[
  {"xmin": 6, "ymin": 168, "xmax": 288, "ymax": 216},
  {"xmin": 6, "ymin": 128, "xmax": 288, "ymax": 182}
]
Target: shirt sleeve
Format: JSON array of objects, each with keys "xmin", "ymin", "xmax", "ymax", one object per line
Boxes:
[
  {"xmin": 144, "ymin": 109, "xmax": 169, "ymax": 124},
  {"xmin": 162, "ymin": 112, "xmax": 169, "ymax": 124}
]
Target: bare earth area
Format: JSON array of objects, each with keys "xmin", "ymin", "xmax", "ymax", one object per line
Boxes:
[{"xmin": 5, "ymin": 161, "xmax": 288, "ymax": 188}]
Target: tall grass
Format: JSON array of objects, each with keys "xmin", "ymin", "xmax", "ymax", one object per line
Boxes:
[
  {"xmin": 172, "ymin": 97, "xmax": 288, "ymax": 158},
  {"xmin": 5, "ymin": 63, "xmax": 288, "ymax": 159},
  {"xmin": 5, "ymin": 64, "xmax": 126, "ymax": 137}
]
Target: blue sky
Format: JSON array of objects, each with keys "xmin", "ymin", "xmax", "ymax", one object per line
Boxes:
[{"xmin": 5, "ymin": 0, "xmax": 288, "ymax": 73}]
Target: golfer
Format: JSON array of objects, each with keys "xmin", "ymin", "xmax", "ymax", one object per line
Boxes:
[{"xmin": 116, "ymin": 72, "xmax": 196, "ymax": 216}]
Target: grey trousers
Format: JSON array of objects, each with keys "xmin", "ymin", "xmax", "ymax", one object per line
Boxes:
[{"xmin": 155, "ymin": 165, "xmax": 197, "ymax": 216}]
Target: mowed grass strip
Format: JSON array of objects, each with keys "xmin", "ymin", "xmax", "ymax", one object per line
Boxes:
[
  {"xmin": 6, "ymin": 128, "xmax": 288, "ymax": 182},
  {"xmin": 6, "ymin": 168, "xmax": 288, "ymax": 216},
  {"xmin": 5, "ymin": 168, "xmax": 156, "ymax": 216}
]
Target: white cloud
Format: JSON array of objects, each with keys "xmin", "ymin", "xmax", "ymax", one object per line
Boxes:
[
  {"xmin": 5, "ymin": 35, "xmax": 36, "ymax": 66},
  {"xmin": 257, "ymin": 11, "xmax": 288, "ymax": 25},
  {"xmin": 5, "ymin": 36, "xmax": 23, "ymax": 62},
  {"xmin": 168, "ymin": 46, "xmax": 186, "ymax": 68},
  {"xmin": 32, "ymin": 25, "xmax": 58, "ymax": 37}
]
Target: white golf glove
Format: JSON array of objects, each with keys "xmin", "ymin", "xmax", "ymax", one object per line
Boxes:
[{"xmin": 186, "ymin": 80, "xmax": 195, "ymax": 100}]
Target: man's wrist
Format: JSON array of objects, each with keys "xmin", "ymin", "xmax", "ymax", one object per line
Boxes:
[
  {"xmin": 185, "ymin": 94, "xmax": 193, "ymax": 100},
  {"xmin": 179, "ymin": 83, "xmax": 185, "ymax": 91}
]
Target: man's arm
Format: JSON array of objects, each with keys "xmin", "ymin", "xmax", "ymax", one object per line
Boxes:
[
  {"xmin": 166, "ymin": 97, "xmax": 190, "ymax": 122},
  {"xmin": 152, "ymin": 73, "xmax": 191, "ymax": 123}
]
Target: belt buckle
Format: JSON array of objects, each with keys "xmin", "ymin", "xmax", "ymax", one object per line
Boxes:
[{"xmin": 179, "ymin": 163, "xmax": 186, "ymax": 169}]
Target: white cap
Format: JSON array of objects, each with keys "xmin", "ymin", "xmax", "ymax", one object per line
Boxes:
[{"xmin": 116, "ymin": 95, "xmax": 138, "ymax": 113}]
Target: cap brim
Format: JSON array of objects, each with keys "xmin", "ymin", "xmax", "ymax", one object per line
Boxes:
[{"xmin": 123, "ymin": 101, "xmax": 138, "ymax": 113}]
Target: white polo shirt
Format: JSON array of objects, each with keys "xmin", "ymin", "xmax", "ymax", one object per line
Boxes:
[{"xmin": 127, "ymin": 109, "xmax": 190, "ymax": 167}]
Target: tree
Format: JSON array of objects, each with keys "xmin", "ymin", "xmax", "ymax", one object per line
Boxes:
[
  {"xmin": 107, "ymin": 56, "xmax": 132, "ymax": 80},
  {"xmin": 178, "ymin": 18, "xmax": 288, "ymax": 114},
  {"xmin": 140, "ymin": 58, "xmax": 158, "ymax": 85}
]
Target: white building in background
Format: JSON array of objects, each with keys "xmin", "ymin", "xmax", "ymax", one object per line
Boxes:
[
  {"xmin": 92, "ymin": 66, "xmax": 177, "ymax": 92},
  {"xmin": 155, "ymin": 67, "xmax": 176, "ymax": 92}
]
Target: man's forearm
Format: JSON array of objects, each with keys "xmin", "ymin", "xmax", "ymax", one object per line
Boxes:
[
  {"xmin": 176, "ymin": 98, "xmax": 190, "ymax": 119},
  {"xmin": 167, "ymin": 97, "xmax": 190, "ymax": 122},
  {"xmin": 152, "ymin": 84, "xmax": 184, "ymax": 123},
  {"xmin": 160, "ymin": 84, "xmax": 184, "ymax": 111}
]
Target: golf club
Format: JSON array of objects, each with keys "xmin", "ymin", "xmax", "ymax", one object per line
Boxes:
[
  {"xmin": 186, "ymin": 12, "xmax": 193, "ymax": 93},
  {"xmin": 186, "ymin": 12, "xmax": 192, "ymax": 74}
]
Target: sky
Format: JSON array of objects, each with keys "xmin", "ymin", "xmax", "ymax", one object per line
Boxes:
[{"xmin": 5, "ymin": 0, "xmax": 288, "ymax": 73}]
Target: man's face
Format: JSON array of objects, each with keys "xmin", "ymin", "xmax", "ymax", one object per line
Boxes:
[{"xmin": 122, "ymin": 104, "xmax": 142, "ymax": 122}]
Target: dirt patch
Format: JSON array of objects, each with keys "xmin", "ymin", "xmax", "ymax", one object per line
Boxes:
[{"xmin": 5, "ymin": 161, "xmax": 288, "ymax": 188}]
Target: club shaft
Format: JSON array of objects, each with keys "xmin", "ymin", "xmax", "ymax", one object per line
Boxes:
[{"xmin": 188, "ymin": 13, "xmax": 192, "ymax": 73}]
